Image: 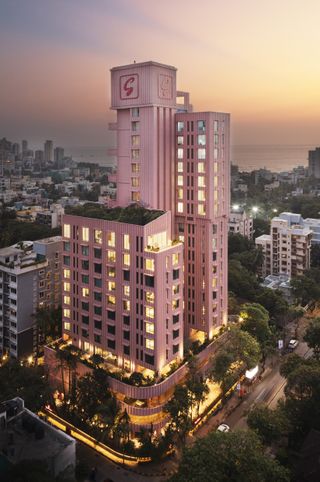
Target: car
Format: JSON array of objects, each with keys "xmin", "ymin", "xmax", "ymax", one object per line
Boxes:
[
  {"xmin": 216, "ymin": 423, "xmax": 230, "ymax": 433},
  {"xmin": 288, "ymin": 339, "xmax": 299, "ymax": 350}
]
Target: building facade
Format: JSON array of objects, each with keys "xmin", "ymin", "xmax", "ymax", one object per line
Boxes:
[
  {"xmin": 308, "ymin": 147, "xmax": 320, "ymax": 178},
  {"xmin": 0, "ymin": 237, "xmax": 62, "ymax": 358},
  {"xmin": 228, "ymin": 208, "xmax": 253, "ymax": 239}
]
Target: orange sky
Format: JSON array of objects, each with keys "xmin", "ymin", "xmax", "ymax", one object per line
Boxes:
[{"xmin": 1, "ymin": 0, "xmax": 320, "ymax": 147}]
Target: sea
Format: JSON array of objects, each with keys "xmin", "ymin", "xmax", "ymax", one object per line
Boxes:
[{"xmin": 65, "ymin": 145, "xmax": 314, "ymax": 173}]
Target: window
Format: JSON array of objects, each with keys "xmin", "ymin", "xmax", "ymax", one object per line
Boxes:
[
  {"xmin": 123, "ymin": 234, "xmax": 130, "ymax": 250},
  {"xmin": 177, "ymin": 148, "xmax": 183, "ymax": 159},
  {"xmin": 146, "ymin": 291, "xmax": 154, "ymax": 303},
  {"xmin": 63, "ymin": 224, "xmax": 71, "ymax": 238},
  {"xmin": 123, "ymin": 330, "xmax": 130, "ymax": 340},
  {"xmin": 131, "ymin": 191, "xmax": 140, "ymax": 202},
  {"xmin": 177, "ymin": 202, "xmax": 183, "ymax": 213},
  {"xmin": 123, "ymin": 285, "xmax": 130, "ymax": 297},
  {"xmin": 132, "ymin": 135, "xmax": 140, "ymax": 146},
  {"xmin": 177, "ymin": 162, "xmax": 183, "ymax": 173},
  {"xmin": 146, "ymin": 306, "xmax": 154, "ymax": 318},
  {"xmin": 107, "ymin": 339, "xmax": 116, "ymax": 350},
  {"xmin": 94, "ymin": 263, "xmax": 102, "ymax": 274},
  {"xmin": 177, "ymin": 121, "xmax": 184, "ymax": 132},
  {"xmin": 63, "ymin": 256, "xmax": 70, "ymax": 266},
  {"xmin": 214, "ymin": 148, "xmax": 218, "ymax": 160},
  {"xmin": 173, "ymin": 314, "xmax": 179, "ymax": 324},
  {"xmin": 63, "ymin": 282, "xmax": 70, "ymax": 292},
  {"xmin": 214, "ymin": 133, "xmax": 219, "ymax": 145},
  {"xmin": 94, "ymin": 319, "xmax": 102, "ymax": 330},
  {"xmin": 94, "ymin": 248, "xmax": 102, "ymax": 259},
  {"xmin": 177, "ymin": 135, "xmax": 184, "ymax": 145},
  {"xmin": 107, "ymin": 250, "xmax": 116, "ymax": 263},
  {"xmin": 132, "ymin": 121, "xmax": 139, "ymax": 131},
  {"xmin": 173, "ymin": 343, "xmax": 180, "ymax": 354},
  {"xmin": 82, "ymin": 302, "xmax": 89, "ymax": 311},
  {"xmin": 145, "ymin": 258, "xmax": 154, "ymax": 271},
  {"xmin": 82, "ymin": 315, "xmax": 89, "ymax": 324},
  {"xmin": 123, "ymin": 270, "xmax": 130, "ymax": 281},
  {"xmin": 132, "ymin": 149, "xmax": 140, "ymax": 160},
  {"xmin": 123, "ymin": 315, "xmax": 130, "ymax": 325},
  {"xmin": 94, "ymin": 306, "xmax": 102, "ymax": 316},
  {"xmin": 94, "ymin": 334, "xmax": 101, "ymax": 344},
  {"xmin": 198, "ymin": 148, "xmax": 206, "ymax": 159},
  {"xmin": 107, "ymin": 295, "xmax": 116, "ymax": 305},
  {"xmin": 131, "ymin": 177, "xmax": 139, "ymax": 188},
  {"xmin": 94, "ymin": 230, "xmax": 102, "ymax": 244},
  {"xmin": 198, "ymin": 190, "xmax": 205, "ymax": 201},
  {"xmin": 124, "ymin": 345, "xmax": 130, "ymax": 355},
  {"xmin": 81, "ymin": 245, "xmax": 89, "ymax": 256},
  {"xmin": 123, "ymin": 253, "xmax": 130, "ymax": 266},
  {"xmin": 173, "ymin": 284, "xmax": 180, "ymax": 295},
  {"xmin": 172, "ymin": 299, "xmax": 180, "ymax": 310},
  {"xmin": 146, "ymin": 322, "xmax": 155, "ymax": 334},
  {"xmin": 94, "ymin": 291, "xmax": 102, "ymax": 301},
  {"xmin": 108, "ymin": 324, "xmax": 116, "ymax": 334},
  {"xmin": 198, "ymin": 134, "xmax": 206, "ymax": 146},
  {"xmin": 63, "ymin": 241, "xmax": 70, "ymax": 252},
  {"xmin": 64, "ymin": 322, "xmax": 71, "ymax": 331},
  {"xmin": 146, "ymin": 338, "xmax": 154, "ymax": 350},
  {"xmin": 82, "ymin": 260, "xmax": 89, "ymax": 270},
  {"xmin": 132, "ymin": 107, "xmax": 139, "ymax": 117},
  {"xmin": 123, "ymin": 300, "xmax": 130, "ymax": 311},
  {"xmin": 173, "ymin": 329, "xmax": 180, "ymax": 339},
  {"xmin": 198, "ymin": 204, "xmax": 206, "ymax": 215},
  {"xmin": 198, "ymin": 162, "xmax": 205, "ymax": 173},
  {"xmin": 108, "ymin": 267, "xmax": 116, "ymax": 278},
  {"xmin": 94, "ymin": 278, "xmax": 102, "ymax": 287},
  {"xmin": 172, "ymin": 253, "xmax": 179, "ymax": 265},
  {"xmin": 145, "ymin": 275, "xmax": 154, "ymax": 287},
  {"xmin": 198, "ymin": 176, "xmax": 205, "ymax": 187},
  {"xmin": 63, "ymin": 309, "xmax": 70, "ymax": 318},
  {"xmin": 108, "ymin": 281, "xmax": 116, "ymax": 291},
  {"xmin": 198, "ymin": 120, "xmax": 205, "ymax": 132},
  {"xmin": 81, "ymin": 274, "xmax": 89, "ymax": 284},
  {"xmin": 177, "ymin": 175, "xmax": 183, "ymax": 186},
  {"xmin": 63, "ymin": 269, "xmax": 70, "ymax": 279},
  {"xmin": 82, "ymin": 287, "xmax": 89, "ymax": 297},
  {"xmin": 82, "ymin": 227, "xmax": 89, "ymax": 242},
  {"xmin": 214, "ymin": 120, "xmax": 218, "ymax": 132},
  {"xmin": 173, "ymin": 269, "xmax": 179, "ymax": 280},
  {"xmin": 177, "ymin": 188, "xmax": 183, "ymax": 200},
  {"xmin": 107, "ymin": 310, "xmax": 116, "ymax": 320},
  {"xmin": 131, "ymin": 163, "xmax": 140, "ymax": 173}
]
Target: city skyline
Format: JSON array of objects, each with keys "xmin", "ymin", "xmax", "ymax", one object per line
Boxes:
[{"xmin": 2, "ymin": 0, "xmax": 320, "ymax": 150}]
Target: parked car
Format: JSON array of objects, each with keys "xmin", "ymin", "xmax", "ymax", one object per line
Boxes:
[
  {"xmin": 216, "ymin": 423, "xmax": 230, "ymax": 433},
  {"xmin": 288, "ymin": 339, "xmax": 299, "ymax": 350}
]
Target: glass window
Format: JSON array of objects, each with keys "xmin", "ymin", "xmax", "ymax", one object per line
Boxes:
[
  {"xmin": 131, "ymin": 163, "xmax": 140, "ymax": 173},
  {"xmin": 63, "ymin": 241, "xmax": 70, "ymax": 252},
  {"xmin": 131, "ymin": 177, "xmax": 139, "ymax": 188},
  {"xmin": 107, "ymin": 250, "xmax": 116, "ymax": 263},
  {"xmin": 198, "ymin": 120, "xmax": 205, "ymax": 132},
  {"xmin": 81, "ymin": 245, "xmax": 89, "ymax": 256},
  {"xmin": 107, "ymin": 231, "xmax": 115, "ymax": 247},
  {"xmin": 177, "ymin": 175, "xmax": 183, "ymax": 186},
  {"xmin": 123, "ymin": 234, "xmax": 130, "ymax": 250},
  {"xmin": 131, "ymin": 191, "xmax": 140, "ymax": 202},
  {"xmin": 146, "ymin": 338, "xmax": 154, "ymax": 350},
  {"xmin": 214, "ymin": 120, "xmax": 218, "ymax": 132},
  {"xmin": 198, "ymin": 176, "xmax": 205, "ymax": 187},
  {"xmin": 177, "ymin": 148, "xmax": 183, "ymax": 159},
  {"xmin": 82, "ymin": 274, "xmax": 89, "ymax": 284},
  {"xmin": 132, "ymin": 149, "xmax": 140, "ymax": 160},
  {"xmin": 177, "ymin": 202, "xmax": 183, "ymax": 213},
  {"xmin": 82, "ymin": 287, "xmax": 89, "ymax": 297},
  {"xmin": 146, "ymin": 306, "xmax": 154, "ymax": 318},
  {"xmin": 177, "ymin": 162, "xmax": 183, "ymax": 172},
  {"xmin": 198, "ymin": 134, "xmax": 206, "ymax": 146},
  {"xmin": 198, "ymin": 148, "xmax": 206, "ymax": 159},
  {"xmin": 64, "ymin": 322, "xmax": 71, "ymax": 331},
  {"xmin": 132, "ymin": 107, "xmax": 139, "ymax": 117},
  {"xmin": 214, "ymin": 133, "xmax": 219, "ymax": 145},
  {"xmin": 132, "ymin": 135, "xmax": 140, "ymax": 146},
  {"xmin": 63, "ymin": 256, "xmax": 70, "ymax": 266},
  {"xmin": 146, "ymin": 291, "xmax": 154, "ymax": 303},
  {"xmin": 145, "ymin": 258, "xmax": 154, "ymax": 271},
  {"xmin": 63, "ymin": 282, "xmax": 70, "ymax": 292},
  {"xmin": 214, "ymin": 148, "xmax": 218, "ymax": 160},
  {"xmin": 63, "ymin": 224, "xmax": 71, "ymax": 238},
  {"xmin": 198, "ymin": 162, "xmax": 205, "ymax": 173},
  {"xmin": 123, "ymin": 300, "xmax": 130, "ymax": 311},
  {"xmin": 82, "ymin": 227, "xmax": 89, "ymax": 242},
  {"xmin": 94, "ymin": 230, "xmax": 102, "ymax": 244},
  {"xmin": 177, "ymin": 121, "xmax": 184, "ymax": 132},
  {"xmin": 177, "ymin": 135, "xmax": 184, "ymax": 145},
  {"xmin": 132, "ymin": 121, "xmax": 139, "ymax": 131},
  {"xmin": 107, "ymin": 295, "xmax": 116, "ymax": 305},
  {"xmin": 123, "ymin": 285, "xmax": 130, "ymax": 297},
  {"xmin": 108, "ymin": 281, "xmax": 116, "ymax": 291},
  {"xmin": 107, "ymin": 266, "xmax": 116, "ymax": 278},
  {"xmin": 172, "ymin": 253, "xmax": 179, "ymax": 265},
  {"xmin": 123, "ymin": 253, "xmax": 130, "ymax": 266},
  {"xmin": 63, "ymin": 269, "xmax": 70, "ymax": 279},
  {"xmin": 198, "ymin": 204, "xmax": 206, "ymax": 215},
  {"xmin": 198, "ymin": 190, "xmax": 205, "ymax": 201},
  {"xmin": 63, "ymin": 308, "xmax": 70, "ymax": 318},
  {"xmin": 146, "ymin": 322, "xmax": 154, "ymax": 334}
]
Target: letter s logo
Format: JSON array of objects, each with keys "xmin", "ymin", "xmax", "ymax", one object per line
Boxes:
[{"xmin": 124, "ymin": 77, "xmax": 135, "ymax": 97}]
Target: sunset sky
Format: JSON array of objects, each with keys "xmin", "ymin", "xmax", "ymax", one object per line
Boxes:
[{"xmin": 1, "ymin": 0, "xmax": 320, "ymax": 148}]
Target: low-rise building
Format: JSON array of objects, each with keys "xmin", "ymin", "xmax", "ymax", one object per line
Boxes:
[{"xmin": 229, "ymin": 208, "xmax": 253, "ymax": 239}]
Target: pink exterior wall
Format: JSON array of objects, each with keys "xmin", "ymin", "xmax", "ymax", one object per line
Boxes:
[{"xmin": 62, "ymin": 211, "xmax": 183, "ymax": 373}]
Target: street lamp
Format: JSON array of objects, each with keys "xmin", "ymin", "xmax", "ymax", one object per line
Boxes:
[
  {"xmin": 252, "ymin": 206, "xmax": 259, "ymax": 213},
  {"xmin": 232, "ymin": 204, "xmax": 239, "ymax": 211}
]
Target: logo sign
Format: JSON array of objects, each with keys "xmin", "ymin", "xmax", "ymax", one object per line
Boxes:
[
  {"xmin": 120, "ymin": 74, "xmax": 139, "ymax": 99},
  {"xmin": 158, "ymin": 74, "xmax": 172, "ymax": 99},
  {"xmin": 278, "ymin": 339, "xmax": 284, "ymax": 350}
]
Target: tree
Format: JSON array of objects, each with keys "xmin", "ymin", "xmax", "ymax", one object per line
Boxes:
[
  {"xmin": 186, "ymin": 374, "xmax": 209, "ymax": 418},
  {"xmin": 280, "ymin": 353, "xmax": 305, "ymax": 378},
  {"xmin": 255, "ymin": 288, "xmax": 288, "ymax": 322},
  {"xmin": 228, "ymin": 259, "xmax": 260, "ymax": 300},
  {"xmin": 291, "ymin": 274, "xmax": 320, "ymax": 305},
  {"xmin": 253, "ymin": 218, "xmax": 270, "ymax": 238},
  {"xmin": 304, "ymin": 317, "xmax": 320, "ymax": 360},
  {"xmin": 228, "ymin": 233, "xmax": 253, "ymax": 256},
  {"xmin": 247, "ymin": 405, "xmax": 290, "ymax": 445},
  {"xmin": 164, "ymin": 385, "xmax": 192, "ymax": 442},
  {"xmin": 33, "ymin": 306, "xmax": 62, "ymax": 357},
  {"xmin": 76, "ymin": 368, "xmax": 114, "ymax": 423},
  {"xmin": 311, "ymin": 244, "xmax": 320, "ymax": 267},
  {"xmin": 170, "ymin": 430, "xmax": 289, "ymax": 482}
]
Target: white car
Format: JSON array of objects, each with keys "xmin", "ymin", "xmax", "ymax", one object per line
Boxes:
[
  {"xmin": 288, "ymin": 339, "xmax": 299, "ymax": 350},
  {"xmin": 216, "ymin": 423, "xmax": 230, "ymax": 433}
]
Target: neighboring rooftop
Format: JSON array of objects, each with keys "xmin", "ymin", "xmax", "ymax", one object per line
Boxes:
[{"xmin": 65, "ymin": 203, "xmax": 165, "ymax": 226}]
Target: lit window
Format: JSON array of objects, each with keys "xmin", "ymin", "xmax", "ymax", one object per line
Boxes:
[
  {"xmin": 146, "ymin": 338, "xmax": 154, "ymax": 350},
  {"xmin": 124, "ymin": 285, "xmax": 130, "ymax": 297},
  {"xmin": 198, "ymin": 148, "xmax": 206, "ymax": 159},
  {"xmin": 214, "ymin": 133, "xmax": 219, "ymax": 145},
  {"xmin": 177, "ymin": 135, "xmax": 183, "ymax": 145},
  {"xmin": 214, "ymin": 148, "xmax": 218, "ymax": 160},
  {"xmin": 63, "ymin": 308, "xmax": 70, "ymax": 318},
  {"xmin": 82, "ymin": 227, "xmax": 89, "ymax": 242},
  {"xmin": 177, "ymin": 202, "xmax": 183, "ymax": 213},
  {"xmin": 146, "ymin": 291, "xmax": 154, "ymax": 303},
  {"xmin": 82, "ymin": 287, "xmax": 89, "ymax": 297},
  {"xmin": 198, "ymin": 120, "xmax": 205, "ymax": 132},
  {"xmin": 107, "ymin": 231, "xmax": 115, "ymax": 247},
  {"xmin": 172, "ymin": 253, "xmax": 179, "ymax": 265},
  {"xmin": 145, "ymin": 258, "xmax": 154, "ymax": 271},
  {"xmin": 146, "ymin": 322, "xmax": 154, "ymax": 334},
  {"xmin": 131, "ymin": 177, "xmax": 139, "ymax": 188},
  {"xmin": 131, "ymin": 163, "xmax": 140, "ymax": 173},
  {"xmin": 64, "ymin": 322, "xmax": 71, "ymax": 331},
  {"xmin": 177, "ymin": 175, "xmax": 183, "ymax": 186},
  {"xmin": 172, "ymin": 299, "xmax": 179, "ymax": 310},
  {"xmin": 132, "ymin": 107, "xmax": 139, "ymax": 117},
  {"xmin": 107, "ymin": 266, "xmax": 116, "ymax": 277},
  {"xmin": 198, "ymin": 176, "xmax": 205, "ymax": 187},
  {"xmin": 177, "ymin": 148, "xmax": 183, "ymax": 159},
  {"xmin": 63, "ymin": 268, "xmax": 70, "ymax": 279},
  {"xmin": 63, "ymin": 224, "xmax": 71, "ymax": 238},
  {"xmin": 64, "ymin": 282, "xmax": 70, "ymax": 292},
  {"xmin": 198, "ymin": 134, "xmax": 206, "ymax": 146},
  {"xmin": 132, "ymin": 121, "xmax": 139, "ymax": 131},
  {"xmin": 108, "ymin": 281, "xmax": 116, "ymax": 291},
  {"xmin": 214, "ymin": 120, "xmax": 218, "ymax": 132},
  {"xmin": 132, "ymin": 135, "xmax": 140, "ymax": 146},
  {"xmin": 198, "ymin": 162, "xmax": 205, "ymax": 173},
  {"xmin": 132, "ymin": 149, "xmax": 140, "ymax": 160},
  {"xmin": 146, "ymin": 306, "xmax": 154, "ymax": 318},
  {"xmin": 107, "ymin": 250, "xmax": 116, "ymax": 263},
  {"xmin": 64, "ymin": 295, "xmax": 70, "ymax": 305},
  {"xmin": 177, "ymin": 188, "xmax": 183, "ymax": 200},
  {"xmin": 177, "ymin": 162, "xmax": 183, "ymax": 172},
  {"xmin": 131, "ymin": 191, "xmax": 140, "ymax": 202},
  {"xmin": 123, "ymin": 253, "xmax": 130, "ymax": 266},
  {"xmin": 198, "ymin": 190, "xmax": 205, "ymax": 201},
  {"xmin": 94, "ymin": 230, "xmax": 102, "ymax": 244},
  {"xmin": 123, "ymin": 300, "xmax": 130, "ymax": 311},
  {"xmin": 177, "ymin": 121, "xmax": 184, "ymax": 132},
  {"xmin": 173, "ymin": 284, "xmax": 180, "ymax": 295},
  {"xmin": 107, "ymin": 295, "xmax": 116, "ymax": 305},
  {"xmin": 198, "ymin": 204, "xmax": 206, "ymax": 215},
  {"xmin": 123, "ymin": 234, "xmax": 130, "ymax": 250}
]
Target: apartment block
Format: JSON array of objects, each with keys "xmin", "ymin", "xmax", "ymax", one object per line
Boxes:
[
  {"xmin": 228, "ymin": 208, "xmax": 253, "ymax": 239},
  {"xmin": 0, "ymin": 237, "xmax": 62, "ymax": 358}
]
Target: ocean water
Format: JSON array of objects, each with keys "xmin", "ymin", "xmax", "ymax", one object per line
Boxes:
[{"xmin": 65, "ymin": 145, "xmax": 314, "ymax": 173}]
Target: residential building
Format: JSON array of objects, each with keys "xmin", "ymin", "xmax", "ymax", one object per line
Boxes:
[
  {"xmin": 229, "ymin": 208, "xmax": 253, "ymax": 239},
  {"xmin": 54, "ymin": 147, "xmax": 65, "ymax": 168},
  {"xmin": 44, "ymin": 140, "xmax": 53, "ymax": 164},
  {"xmin": 0, "ymin": 237, "xmax": 62, "ymax": 359},
  {"xmin": 308, "ymin": 147, "xmax": 320, "ymax": 178},
  {"xmin": 255, "ymin": 215, "xmax": 312, "ymax": 278},
  {"xmin": 0, "ymin": 398, "xmax": 75, "ymax": 478},
  {"xmin": 35, "ymin": 204, "xmax": 65, "ymax": 228}
]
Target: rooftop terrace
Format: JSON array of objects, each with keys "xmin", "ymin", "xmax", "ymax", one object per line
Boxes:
[{"xmin": 65, "ymin": 203, "xmax": 165, "ymax": 226}]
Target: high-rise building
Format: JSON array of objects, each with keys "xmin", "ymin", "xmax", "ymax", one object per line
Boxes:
[
  {"xmin": 54, "ymin": 147, "xmax": 65, "ymax": 168},
  {"xmin": 55, "ymin": 61, "xmax": 229, "ymax": 431},
  {"xmin": 308, "ymin": 147, "xmax": 320, "ymax": 178},
  {"xmin": 44, "ymin": 140, "xmax": 53, "ymax": 163},
  {"xmin": 0, "ymin": 237, "xmax": 62, "ymax": 359},
  {"xmin": 35, "ymin": 150, "xmax": 45, "ymax": 165},
  {"xmin": 21, "ymin": 140, "xmax": 28, "ymax": 155}
]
